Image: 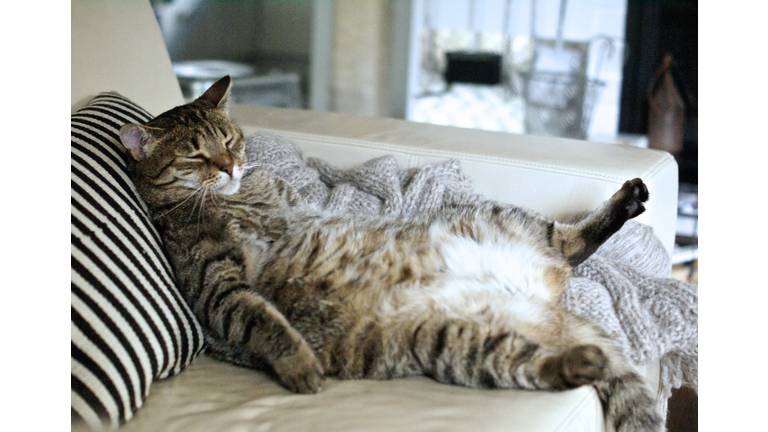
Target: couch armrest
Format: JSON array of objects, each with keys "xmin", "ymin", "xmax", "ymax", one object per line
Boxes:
[{"xmin": 231, "ymin": 104, "xmax": 679, "ymax": 257}]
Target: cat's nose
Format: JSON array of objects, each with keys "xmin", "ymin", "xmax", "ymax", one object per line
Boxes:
[
  {"xmin": 219, "ymin": 161, "xmax": 234, "ymax": 176},
  {"xmin": 219, "ymin": 162, "xmax": 235, "ymax": 175}
]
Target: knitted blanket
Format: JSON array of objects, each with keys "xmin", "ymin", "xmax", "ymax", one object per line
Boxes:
[{"xmin": 245, "ymin": 131, "xmax": 698, "ymax": 419}]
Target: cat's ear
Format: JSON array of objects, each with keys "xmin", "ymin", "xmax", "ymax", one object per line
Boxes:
[
  {"xmin": 119, "ymin": 123, "xmax": 159, "ymax": 161},
  {"xmin": 198, "ymin": 75, "xmax": 232, "ymax": 110}
]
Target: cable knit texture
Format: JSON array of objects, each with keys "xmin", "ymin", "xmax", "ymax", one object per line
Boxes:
[{"xmin": 246, "ymin": 131, "xmax": 698, "ymax": 419}]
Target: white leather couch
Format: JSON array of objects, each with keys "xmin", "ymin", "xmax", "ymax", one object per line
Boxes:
[{"xmin": 71, "ymin": 1, "xmax": 678, "ymax": 431}]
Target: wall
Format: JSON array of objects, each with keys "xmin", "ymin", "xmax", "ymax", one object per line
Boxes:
[
  {"xmin": 331, "ymin": 0, "xmax": 393, "ymax": 116},
  {"xmin": 316, "ymin": 0, "xmax": 409, "ymax": 118}
]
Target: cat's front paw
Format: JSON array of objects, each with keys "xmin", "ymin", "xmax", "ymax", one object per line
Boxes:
[
  {"xmin": 615, "ymin": 178, "xmax": 649, "ymax": 220},
  {"xmin": 273, "ymin": 342, "xmax": 325, "ymax": 394}
]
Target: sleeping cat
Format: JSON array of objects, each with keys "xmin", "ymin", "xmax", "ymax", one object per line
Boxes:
[{"xmin": 119, "ymin": 76, "xmax": 662, "ymax": 432}]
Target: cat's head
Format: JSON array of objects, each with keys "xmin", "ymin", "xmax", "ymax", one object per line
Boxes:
[{"xmin": 119, "ymin": 76, "xmax": 247, "ymax": 206}]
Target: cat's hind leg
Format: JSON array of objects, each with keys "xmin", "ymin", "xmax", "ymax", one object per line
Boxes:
[
  {"xmin": 405, "ymin": 311, "xmax": 662, "ymax": 431},
  {"xmin": 550, "ymin": 178, "xmax": 649, "ymax": 267},
  {"xmin": 336, "ymin": 312, "xmax": 546, "ymax": 389},
  {"xmin": 400, "ymin": 312, "xmax": 609, "ymax": 391}
]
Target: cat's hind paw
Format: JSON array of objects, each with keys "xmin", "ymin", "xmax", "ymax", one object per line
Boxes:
[
  {"xmin": 561, "ymin": 345, "xmax": 608, "ymax": 387},
  {"xmin": 541, "ymin": 345, "xmax": 608, "ymax": 390},
  {"xmin": 616, "ymin": 178, "xmax": 649, "ymax": 220}
]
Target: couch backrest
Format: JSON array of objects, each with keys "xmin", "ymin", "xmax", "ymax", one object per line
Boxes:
[{"xmin": 71, "ymin": 0, "xmax": 185, "ymax": 115}]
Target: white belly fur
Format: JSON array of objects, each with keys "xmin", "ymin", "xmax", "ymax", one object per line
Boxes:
[{"xmin": 421, "ymin": 224, "xmax": 555, "ymax": 323}]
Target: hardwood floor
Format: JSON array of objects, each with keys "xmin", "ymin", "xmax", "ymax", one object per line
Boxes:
[{"xmin": 671, "ymin": 260, "xmax": 698, "ymax": 285}]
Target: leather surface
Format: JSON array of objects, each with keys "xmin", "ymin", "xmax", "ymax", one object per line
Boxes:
[{"xmin": 120, "ymin": 355, "xmax": 605, "ymax": 432}]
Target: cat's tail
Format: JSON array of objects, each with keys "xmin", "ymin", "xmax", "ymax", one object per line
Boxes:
[
  {"xmin": 561, "ymin": 317, "xmax": 664, "ymax": 432},
  {"xmin": 594, "ymin": 367, "xmax": 664, "ymax": 432}
]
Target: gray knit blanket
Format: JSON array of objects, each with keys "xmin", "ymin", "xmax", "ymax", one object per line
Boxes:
[{"xmin": 245, "ymin": 131, "xmax": 698, "ymax": 418}]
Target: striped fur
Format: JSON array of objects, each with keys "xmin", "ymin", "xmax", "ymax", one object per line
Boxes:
[{"xmin": 120, "ymin": 76, "xmax": 663, "ymax": 431}]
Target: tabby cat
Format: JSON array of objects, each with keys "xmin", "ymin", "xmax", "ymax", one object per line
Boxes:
[{"xmin": 119, "ymin": 76, "xmax": 662, "ymax": 432}]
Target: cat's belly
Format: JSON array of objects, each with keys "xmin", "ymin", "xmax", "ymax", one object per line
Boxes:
[{"xmin": 394, "ymin": 225, "xmax": 559, "ymax": 324}]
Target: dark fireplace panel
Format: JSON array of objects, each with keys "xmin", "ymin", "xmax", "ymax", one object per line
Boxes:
[{"xmin": 619, "ymin": 0, "xmax": 697, "ymax": 185}]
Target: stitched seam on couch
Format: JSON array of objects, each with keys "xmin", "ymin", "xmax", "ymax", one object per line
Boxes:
[
  {"xmin": 552, "ymin": 387, "xmax": 602, "ymax": 432},
  {"xmin": 642, "ymin": 152, "xmax": 678, "ymax": 181}
]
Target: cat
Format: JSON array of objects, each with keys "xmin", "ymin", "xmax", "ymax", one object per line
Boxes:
[{"xmin": 119, "ymin": 75, "xmax": 662, "ymax": 432}]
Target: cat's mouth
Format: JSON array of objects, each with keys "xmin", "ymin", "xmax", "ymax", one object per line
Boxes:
[
  {"xmin": 216, "ymin": 178, "xmax": 241, "ymax": 195},
  {"xmin": 213, "ymin": 167, "xmax": 243, "ymax": 195}
]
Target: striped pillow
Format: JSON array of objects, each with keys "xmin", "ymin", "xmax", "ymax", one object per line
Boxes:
[{"xmin": 71, "ymin": 93, "xmax": 205, "ymax": 429}]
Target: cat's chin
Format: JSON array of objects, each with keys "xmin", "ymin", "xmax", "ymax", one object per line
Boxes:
[{"xmin": 217, "ymin": 179, "xmax": 241, "ymax": 195}]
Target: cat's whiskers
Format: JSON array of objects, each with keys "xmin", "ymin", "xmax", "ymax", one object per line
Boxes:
[
  {"xmin": 158, "ymin": 186, "xmax": 203, "ymax": 219},
  {"xmin": 208, "ymin": 185, "xmax": 222, "ymax": 209},
  {"xmin": 198, "ymin": 187, "xmax": 210, "ymax": 232},
  {"xmin": 242, "ymin": 162, "xmax": 265, "ymax": 172},
  {"xmin": 148, "ymin": 184, "xmax": 160, "ymax": 202},
  {"xmin": 183, "ymin": 186, "xmax": 208, "ymax": 229}
]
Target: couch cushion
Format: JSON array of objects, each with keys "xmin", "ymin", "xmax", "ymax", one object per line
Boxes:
[
  {"xmin": 117, "ymin": 354, "xmax": 605, "ymax": 432},
  {"xmin": 71, "ymin": 93, "xmax": 204, "ymax": 430}
]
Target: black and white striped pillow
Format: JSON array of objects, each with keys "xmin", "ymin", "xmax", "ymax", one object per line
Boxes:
[{"xmin": 71, "ymin": 93, "xmax": 205, "ymax": 429}]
